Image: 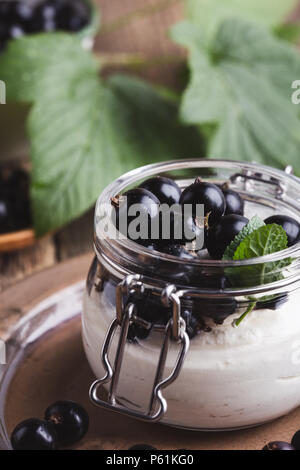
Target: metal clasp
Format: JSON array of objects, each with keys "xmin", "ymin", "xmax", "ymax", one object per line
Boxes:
[
  {"xmin": 230, "ymin": 171, "xmax": 289, "ymax": 199},
  {"xmin": 89, "ymin": 277, "xmax": 189, "ymax": 423}
]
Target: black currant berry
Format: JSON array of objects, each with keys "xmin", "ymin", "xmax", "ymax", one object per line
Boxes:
[
  {"xmin": 139, "ymin": 176, "xmax": 181, "ymax": 206},
  {"xmin": 264, "ymin": 215, "xmax": 300, "ymax": 247},
  {"xmin": 128, "ymin": 444, "xmax": 157, "ymax": 450},
  {"xmin": 26, "ymin": 0, "xmax": 59, "ymax": 33},
  {"xmin": 0, "ymin": 21, "xmax": 8, "ymax": 41},
  {"xmin": 11, "ymin": 418, "xmax": 58, "ymax": 450},
  {"xmin": 180, "ymin": 182, "xmax": 225, "ymax": 225},
  {"xmin": 206, "ymin": 214, "xmax": 249, "ymax": 259},
  {"xmin": 14, "ymin": 2, "xmax": 35, "ymax": 24},
  {"xmin": 291, "ymin": 429, "xmax": 300, "ymax": 450},
  {"xmin": 0, "ymin": 199, "xmax": 13, "ymax": 234},
  {"xmin": 158, "ymin": 243, "xmax": 194, "ymax": 259},
  {"xmin": 45, "ymin": 400, "xmax": 89, "ymax": 446},
  {"xmin": 262, "ymin": 441, "xmax": 294, "ymax": 451},
  {"xmin": 195, "ymin": 298, "xmax": 237, "ymax": 325},
  {"xmin": 7, "ymin": 169, "xmax": 32, "ymax": 230},
  {"xmin": 167, "ymin": 212, "xmax": 204, "ymax": 247},
  {"xmin": 56, "ymin": 0, "xmax": 91, "ymax": 32},
  {"xmin": 127, "ymin": 323, "xmax": 152, "ymax": 343},
  {"xmin": 223, "ymin": 188, "xmax": 244, "ymax": 216},
  {"xmin": 0, "ymin": 1, "xmax": 14, "ymax": 20},
  {"xmin": 115, "ymin": 188, "xmax": 160, "ymax": 244},
  {"xmin": 131, "ymin": 291, "xmax": 170, "ymax": 324},
  {"xmin": 8, "ymin": 24, "xmax": 24, "ymax": 39}
]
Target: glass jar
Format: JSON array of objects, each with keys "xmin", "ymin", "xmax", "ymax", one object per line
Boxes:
[{"xmin": 82, "ymin": 159, "xmax": 300, "ymax": 431}]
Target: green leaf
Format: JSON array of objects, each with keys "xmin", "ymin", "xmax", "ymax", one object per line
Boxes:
[
  {"xmin": 233, "ymin": 224, "xmax": 288, "ymax": 260},
  {"xmin": 171, "ymin": 18, "xmax": 300, "ymax": 174},
  {"xmin": 223, "ymin": 215, "xmax": 265, "ymax": 260},
  {"xmin": 29, "ymin": 74, "xmax": 204, "ymax": 235},
  {"xmin": 226, "ymin": 224, "xmax": 290, "ymax": 287},
  {"xmin": 0, "ymin": 33, "xmax": 98, "ymax": 103},
  {"xmin": 274, "ymin": 23, "xmax": 300, "ymax": 44},
  {"xmin": 186, "ymin": 0, "xmax": 298, "ymax": 36},
  {"xmin": 0, "ymin": 33, "xmax": 204, "ymax": 235}
]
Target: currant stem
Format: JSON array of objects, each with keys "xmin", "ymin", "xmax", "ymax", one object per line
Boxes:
[{"xmin": 233, "ymin": 301, "xmax": 257, "ymax": 327}]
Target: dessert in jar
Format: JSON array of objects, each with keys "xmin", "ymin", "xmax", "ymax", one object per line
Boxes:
[{"xmin": 82, "ymin": 159, "xmax": 300, "ymax": 430}]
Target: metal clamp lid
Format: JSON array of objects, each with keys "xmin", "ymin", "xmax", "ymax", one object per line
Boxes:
[{"xmin": 89, "ymin": 275, "xmax": 190, "ymax": 422}]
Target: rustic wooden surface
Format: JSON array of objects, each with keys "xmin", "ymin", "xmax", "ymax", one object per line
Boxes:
[
  {"xmin": 0, "ymin": 0, "xmax": 186, "ymax": 291},
  {"xmin": 1, "ymin": 254, "xmax": 300, "ymax": 451}
]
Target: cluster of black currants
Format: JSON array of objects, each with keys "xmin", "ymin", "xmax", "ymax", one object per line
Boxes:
[
  {"xmin": 116, "ymin": 175, "xmax": 300, "ymax": 260},
  {"xmin": 11, "ymin": 400, "xmax": 89, "ymax": 450},
  {"xmin": 263, "ymin": 428, "xmax": 300, "ymax": 450},
  {"xmin": 116, "ymin": 176, "xmax": 246, "ymax": 259},
  {"xmin": 0, "ymin": 168, "xmax": 32, "ymax": 234},
  {"xmin": 0, "ymin": 0, "xmax": 91, "ymax": 51}
]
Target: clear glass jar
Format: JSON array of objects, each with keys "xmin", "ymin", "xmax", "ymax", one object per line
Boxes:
[{"xmin": 82, "ymin": 159, "xmax": 300, "ymax": 431}]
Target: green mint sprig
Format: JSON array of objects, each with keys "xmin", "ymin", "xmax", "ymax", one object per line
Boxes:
[
  {"xmin": 223, "ymin": 215, "xmax": 265, "ymax": 260},
  {"xmin": 224, "ymin": 221, "xmax": 290, "ymax": 325}
]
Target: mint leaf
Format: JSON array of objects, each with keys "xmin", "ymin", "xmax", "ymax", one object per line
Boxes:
[
  {"xmin": 229, "ymin": 224, "xmax": 290, "ymax": 325},
  {"xmin": 171, "ymin": 18, "xmax": 300, "ymax": 174},
  {"xmin": 223, "ymin": 215, "xmax": 265, "ymax": 260},
  {"xmin": 186, "ymin": 0, "xmax": 298, "ymax": 35},
  {"xmin": 226, "ymin": 224, "xmax": 290, "ymax": 288},
  {"xmin": 233, "ymin": 224, "xmax": 288, "ymax": 260}
]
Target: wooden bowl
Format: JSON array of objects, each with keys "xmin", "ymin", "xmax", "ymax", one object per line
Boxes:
[{"xmin": 0, "ymin": 228, "xmax": 36, "ymax": 253}]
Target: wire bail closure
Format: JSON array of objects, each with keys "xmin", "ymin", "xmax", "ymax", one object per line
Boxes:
[{"xmin": 89, "ymin": 275, "xmax": 190, "ymax": 422}]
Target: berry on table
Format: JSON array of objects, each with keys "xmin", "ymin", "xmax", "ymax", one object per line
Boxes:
[
  {"xmin": 45, "ymin": 400, "xmax": 89, "ymax": 446},
  {"xmin": 262, "ymin": 441, "xmax": 294, "ymax": 450},
  {"xmin": 291, "ymin": 429, "xmax": 300, "ymax": 450},
  {"xmin": 139, "ymin": 176, "xmax": 181, "ymax": 206},
  {"xmin": 206, "ymin": 214, "xmax": 249, "ymax": 259},
  {"xmin": 11, "ymin": 418, "xmax": 58, "ymax": 450},
  {"xmin": 180, "ymin": 182, "xmax": 226, "ymax": 225},
  {"xmin": 264, "ymin": 215, "xmax": 300, "ymax": 247}
]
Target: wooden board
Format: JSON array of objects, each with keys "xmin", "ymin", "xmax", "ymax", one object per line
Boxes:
[{"xmin": 1, "ymin": 254, "xmax": 300, "ymax": 450}]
